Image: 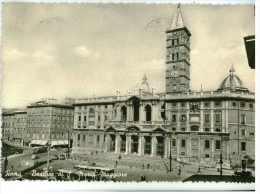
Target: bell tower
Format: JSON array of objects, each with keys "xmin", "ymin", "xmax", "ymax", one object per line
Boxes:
[{"xmin": 165, "ymin": 4, "xmax": 191, "ymax": 93}]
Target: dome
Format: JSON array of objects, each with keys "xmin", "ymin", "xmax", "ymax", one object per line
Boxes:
[
  {"xmin": 140, "ymin": 74, "xmax": 150, "ymax": 93},
  {"xmin": 218, "ymin": 66, "xmax": 249, "ymax": 92}
]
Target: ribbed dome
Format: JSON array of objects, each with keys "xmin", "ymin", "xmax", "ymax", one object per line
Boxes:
[{"xmin": 218, "ymin": 66, "xmax": 248, "ymax": 92}]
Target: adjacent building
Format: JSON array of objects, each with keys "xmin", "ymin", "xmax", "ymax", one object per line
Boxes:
[
  {"xmin": 25, "ymin": 98, "xmax": 74, "ymax": 148},
  {"xmin": 72, "ymin": 5, "xmax": 255, "ymax": 167}
]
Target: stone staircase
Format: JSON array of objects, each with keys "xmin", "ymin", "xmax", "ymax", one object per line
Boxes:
[{"xmin": 70, "ymin": 152, "xmax": 180, "ymax": 172}]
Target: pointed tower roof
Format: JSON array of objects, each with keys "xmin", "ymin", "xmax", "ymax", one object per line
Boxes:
[{"xmin": 170, "ymin": 4, "xmax": 185, "ymax": 30}]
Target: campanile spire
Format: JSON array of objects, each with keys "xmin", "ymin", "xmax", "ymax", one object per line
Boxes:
[{"xmin": 165, "ymin": 4, "xmax": 192, "ymax": 93}]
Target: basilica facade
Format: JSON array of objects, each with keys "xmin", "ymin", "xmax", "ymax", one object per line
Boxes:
[{"xmin": 72, "ymin": 5, "xmax": 255, "ymax": 167}]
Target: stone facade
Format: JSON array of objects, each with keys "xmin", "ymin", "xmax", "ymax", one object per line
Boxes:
[{"xmin": 25, "ymin": 100, "xmax": 74, "ymax": 147}]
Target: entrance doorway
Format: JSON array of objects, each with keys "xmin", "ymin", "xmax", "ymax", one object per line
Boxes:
[
  {"xmin": 109, "ymin": 134, "xmax": 115, "ymax": 152},
  {"xmin": 144, "ymin": 136, "xmax": 151, "ymax": 155},
  {"xmin": 120, "ymin": 135, "xmax": 126, "ymax": 152},
  {"xmin": 156, "ymin": 136, "xmax": 164, "ymax": 156},
  {"xmin": 131, "ymin": 135, "xmax": 139, "ymax": 153}
]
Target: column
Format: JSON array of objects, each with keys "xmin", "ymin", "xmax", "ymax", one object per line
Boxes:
[
  {"xmin": 200, "ymin": 108, "xmax": 204, "ymax": 132},
  {"xmin": 211, "ymin": 139, "xmax": 215, "ymax": 159},
  {"xmin": 127, "ymin": 104, "xmax": 131, "ymax": 121},
  {"xmin": 105, "ymin": 134, "xmax": 110, "ymax": 152},
  {"xmin": 116, "ymin": 106, "xmax": 121, "ymax": 121},
  {"xmin": 151, "ymin": 135, "xmax": 157, "ymax": 156},
  {"xmin": 210, "ymin": 107, "xmax": 214, "ymax": 132},
  {"xmin": 187, "ymin": 138, "xmax": 191, "ymax": 158},
  {"xmin": 115, "ymin": 134, "xmax": 120, "ymax": 153},
  {"xmin": 139, "ymin": 103, "xmax": 143, "ymax": 122},
  {"xmin": 225, "ymin": 101, "xmax": 229, "ymax": 132},
  {"xmin": 138, "ymin": 135, "xmax": 143, "ymax": 156},
  {"xmin": 125, "ymin": 135, "xmax": 130, "ymax": 154},
  {"xmin": 226, "ymin": 140, "xmax": 230, "ymax": 160},
  {"xmin": 129, "ymin": 106, "xmax": 133, "ymax": 121},
  {"xmin": 164, "ymin": 136, "xmax": 168, "ymax": 158},
  {"xmin": 176, "ymin": 138, "xmax": 180, "ymax": 159},
  {"xmin": 186, "ymin": 109, "xmax": 190, "ymax": 131},
  {"xmin": 198, "ymin": 137, "xmax": 201, "ymax": 159}
]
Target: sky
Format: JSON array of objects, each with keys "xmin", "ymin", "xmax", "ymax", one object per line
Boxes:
[{"xmin": 1, "ymin": 2, "xmax": 255, "ymax": 108}]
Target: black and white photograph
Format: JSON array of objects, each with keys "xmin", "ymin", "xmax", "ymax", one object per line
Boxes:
[{"xmin": 0, "ymin": 0, "xmax": 258, "ymax": 192}]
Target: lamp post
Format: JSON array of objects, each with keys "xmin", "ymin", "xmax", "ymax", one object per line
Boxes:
[
  {"xmin": 169, "ymin": 130, "xmax": 172, "ymax": 172},
  {"xmin": 237, "ymin": 100, "xmax": 240, "ymax": 169}
]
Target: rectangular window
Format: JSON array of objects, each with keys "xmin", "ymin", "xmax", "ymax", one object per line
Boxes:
[
  {"xmin": 232, "ymin": 102, "xmax": 237, "ymax": 107},
  {"xmin": 215, "ymin": 102, "xmax": 221, "ymax": 107},
  {"xmin": 241, "ymin": 142, "xmax": 246, "ymax": 151},
  {"xmin": 215, "ymin": 114, "xmax": 221, "ymax": 123},
  {"xmin": 181, "ymin": 139, "xmax": 186, "ymax": 148},
  {"xmin": 240, "ymin": 102, "xmax": 245, "ymax": 108},
  {"xmin": 172, "ymin": 103, "xmax": 177, "ymax": 107},
  {"xmin": 84, "ymin": 116, "xmax": 86, "ymax": 121},
  {"xmin": 205, "ymin": 154, "xmax": 210, "ymax": 158},
  {"xmin": 204, "ymin": 114, "xmax": 210, "ymax": 123},
  {"xmin": 215, "ymin": 128, "xmax": 221, "ymax": 132},
  {"xmin": 241, "ymin": 115, "xmax": 246, "ymax": 124},
  {"xmin": 77, "ymin": 134, "xmax": 80, "ymax": 141},
  {"xmin": 181, "ymin": 115, "xmax": 186, "ymax": 122},
  {"xmin": 83, "ymin": 134, "xmax": 85, "ymax": 141},
  {"xmin": 205, "ymin": 140, "xmax": 210, "ymax": 149},
  {"xmin": 241, "ymin": 129, "xmax": 246, "ymax": 136},
  {"xmin": 249, "ymin": 133, "xmax": 254, "ymax": 136},
  {"xmin": 172, "ymin": 139, "xmax": 176, "ymax": 147},
  {"xmin": 181, "ymin": 128, "xmax": 186, "ymax": 131},
  {"xmin": 181, "ymin": 102, "xmax": 186, "ymax": 108},
  {"xmin": 172, "ymin": 115, "xmax": 176, "ymax": 122},
  {"xmin": 78, "ymin": 115, "xmax": 81, "ymax": 122},
  {"xmin": 204, "ymin": 102, "xmax": 210, "ymax": 107},
  {"xmin": 249, "ymin": 103, "xmax": 253, "ymax": 109},
  {"xmin": 98, "ymin": 115, "xmax": 101, "ymax": 122},
  {"xmin": 215, "ymin": 140, "xmax": 221, "ymax": 150},
  {"xmin": 97, "ymin": 135, "xmax": 100, "ymax": 142}
]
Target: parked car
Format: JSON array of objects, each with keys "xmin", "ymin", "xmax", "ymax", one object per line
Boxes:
[
  {"xmin": 52, "ymin": 155, "xmax": 59, "ymax": 160},
  {"xmin": 31, "ymin": 154, "xmax": 39, "ymax": 160},
  {"xmin": 59, "ymin": 154, "xmax": 66, "ymax": 160}
]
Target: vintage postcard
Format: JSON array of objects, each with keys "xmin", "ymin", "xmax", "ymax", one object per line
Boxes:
[{"xmin": 0, "ymin": 0, "xmax": 257, "ymax": 192}]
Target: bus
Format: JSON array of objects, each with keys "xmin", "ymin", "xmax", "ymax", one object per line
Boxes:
[{"xmin": 33, "ymin": 146, "xmax": 48, "ymax": 154}]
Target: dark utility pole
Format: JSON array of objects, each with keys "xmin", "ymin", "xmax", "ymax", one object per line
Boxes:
[
  {"xmin": 68, "ymin": 130, "xmax": 70, "ymax": 159},
  {"xmin": 220, "ymin": 153, "xmax": 223, "ymax": 181},
  {"xmin": 169, "ymin": 131, "xmax": 172, "ymax": 172}
]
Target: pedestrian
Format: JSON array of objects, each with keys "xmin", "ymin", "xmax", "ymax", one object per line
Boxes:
[
  {"xmin": 115, "ymin": 161, "xmax": 118, "ymax": 168},
  {"xmin": 197, "ymin": 166, "xmax": 201, "ymax": 173},
  {"xmin": 147, "ymin": 163, "xmax": 150, "ymax": 170},
  {"xmin": 178, "ymin": 167, "xmax": 181, "ymax": 175},
  {"xmin": 143, "ymin": 174, "xmax": 146, "ymax": 181},
  {"xmin": 140, "ymin": 174, "xmax": 143, "ymax": 182},
  {"xmin": 142, "ymin": 164, "xmax": 144, "ymax": 170},
  {"xmin": 11, "ymin": 166, "xmax": 13, "ymax": 171}
]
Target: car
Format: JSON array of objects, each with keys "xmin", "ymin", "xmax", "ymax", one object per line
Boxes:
[
  {"xmin": 59, "ymin": 154, "xmax": 66, "ymax": 160},
  {"xmin": 31, "ymin": 154, "xmax": 40, "ymax": 160},
  {"xmin": 52, "ymin": 155, "xmax": 59, "ymax": 160}
]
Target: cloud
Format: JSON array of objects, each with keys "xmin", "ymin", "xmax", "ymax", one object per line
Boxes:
[
  {"xmin": 74, "ymin": 45, "xmax": 100, "ymax": 59},
  {"xmin": 2, "ymin": 47, "xmax": 29, "ymax": 62}
]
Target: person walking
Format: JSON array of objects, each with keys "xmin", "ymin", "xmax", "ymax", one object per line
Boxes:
[{"xmin": 147, "ymin": 163, "xmax": 150, "ymax": 170}]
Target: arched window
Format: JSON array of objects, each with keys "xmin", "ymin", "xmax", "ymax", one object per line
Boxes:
[
  {"xmin": 121, "ymin": 106, "xmax": 127, "ymax": 121},
  {"xmin": 145, "ymin": 105, "xmax": 152, "ymax": 121}
]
